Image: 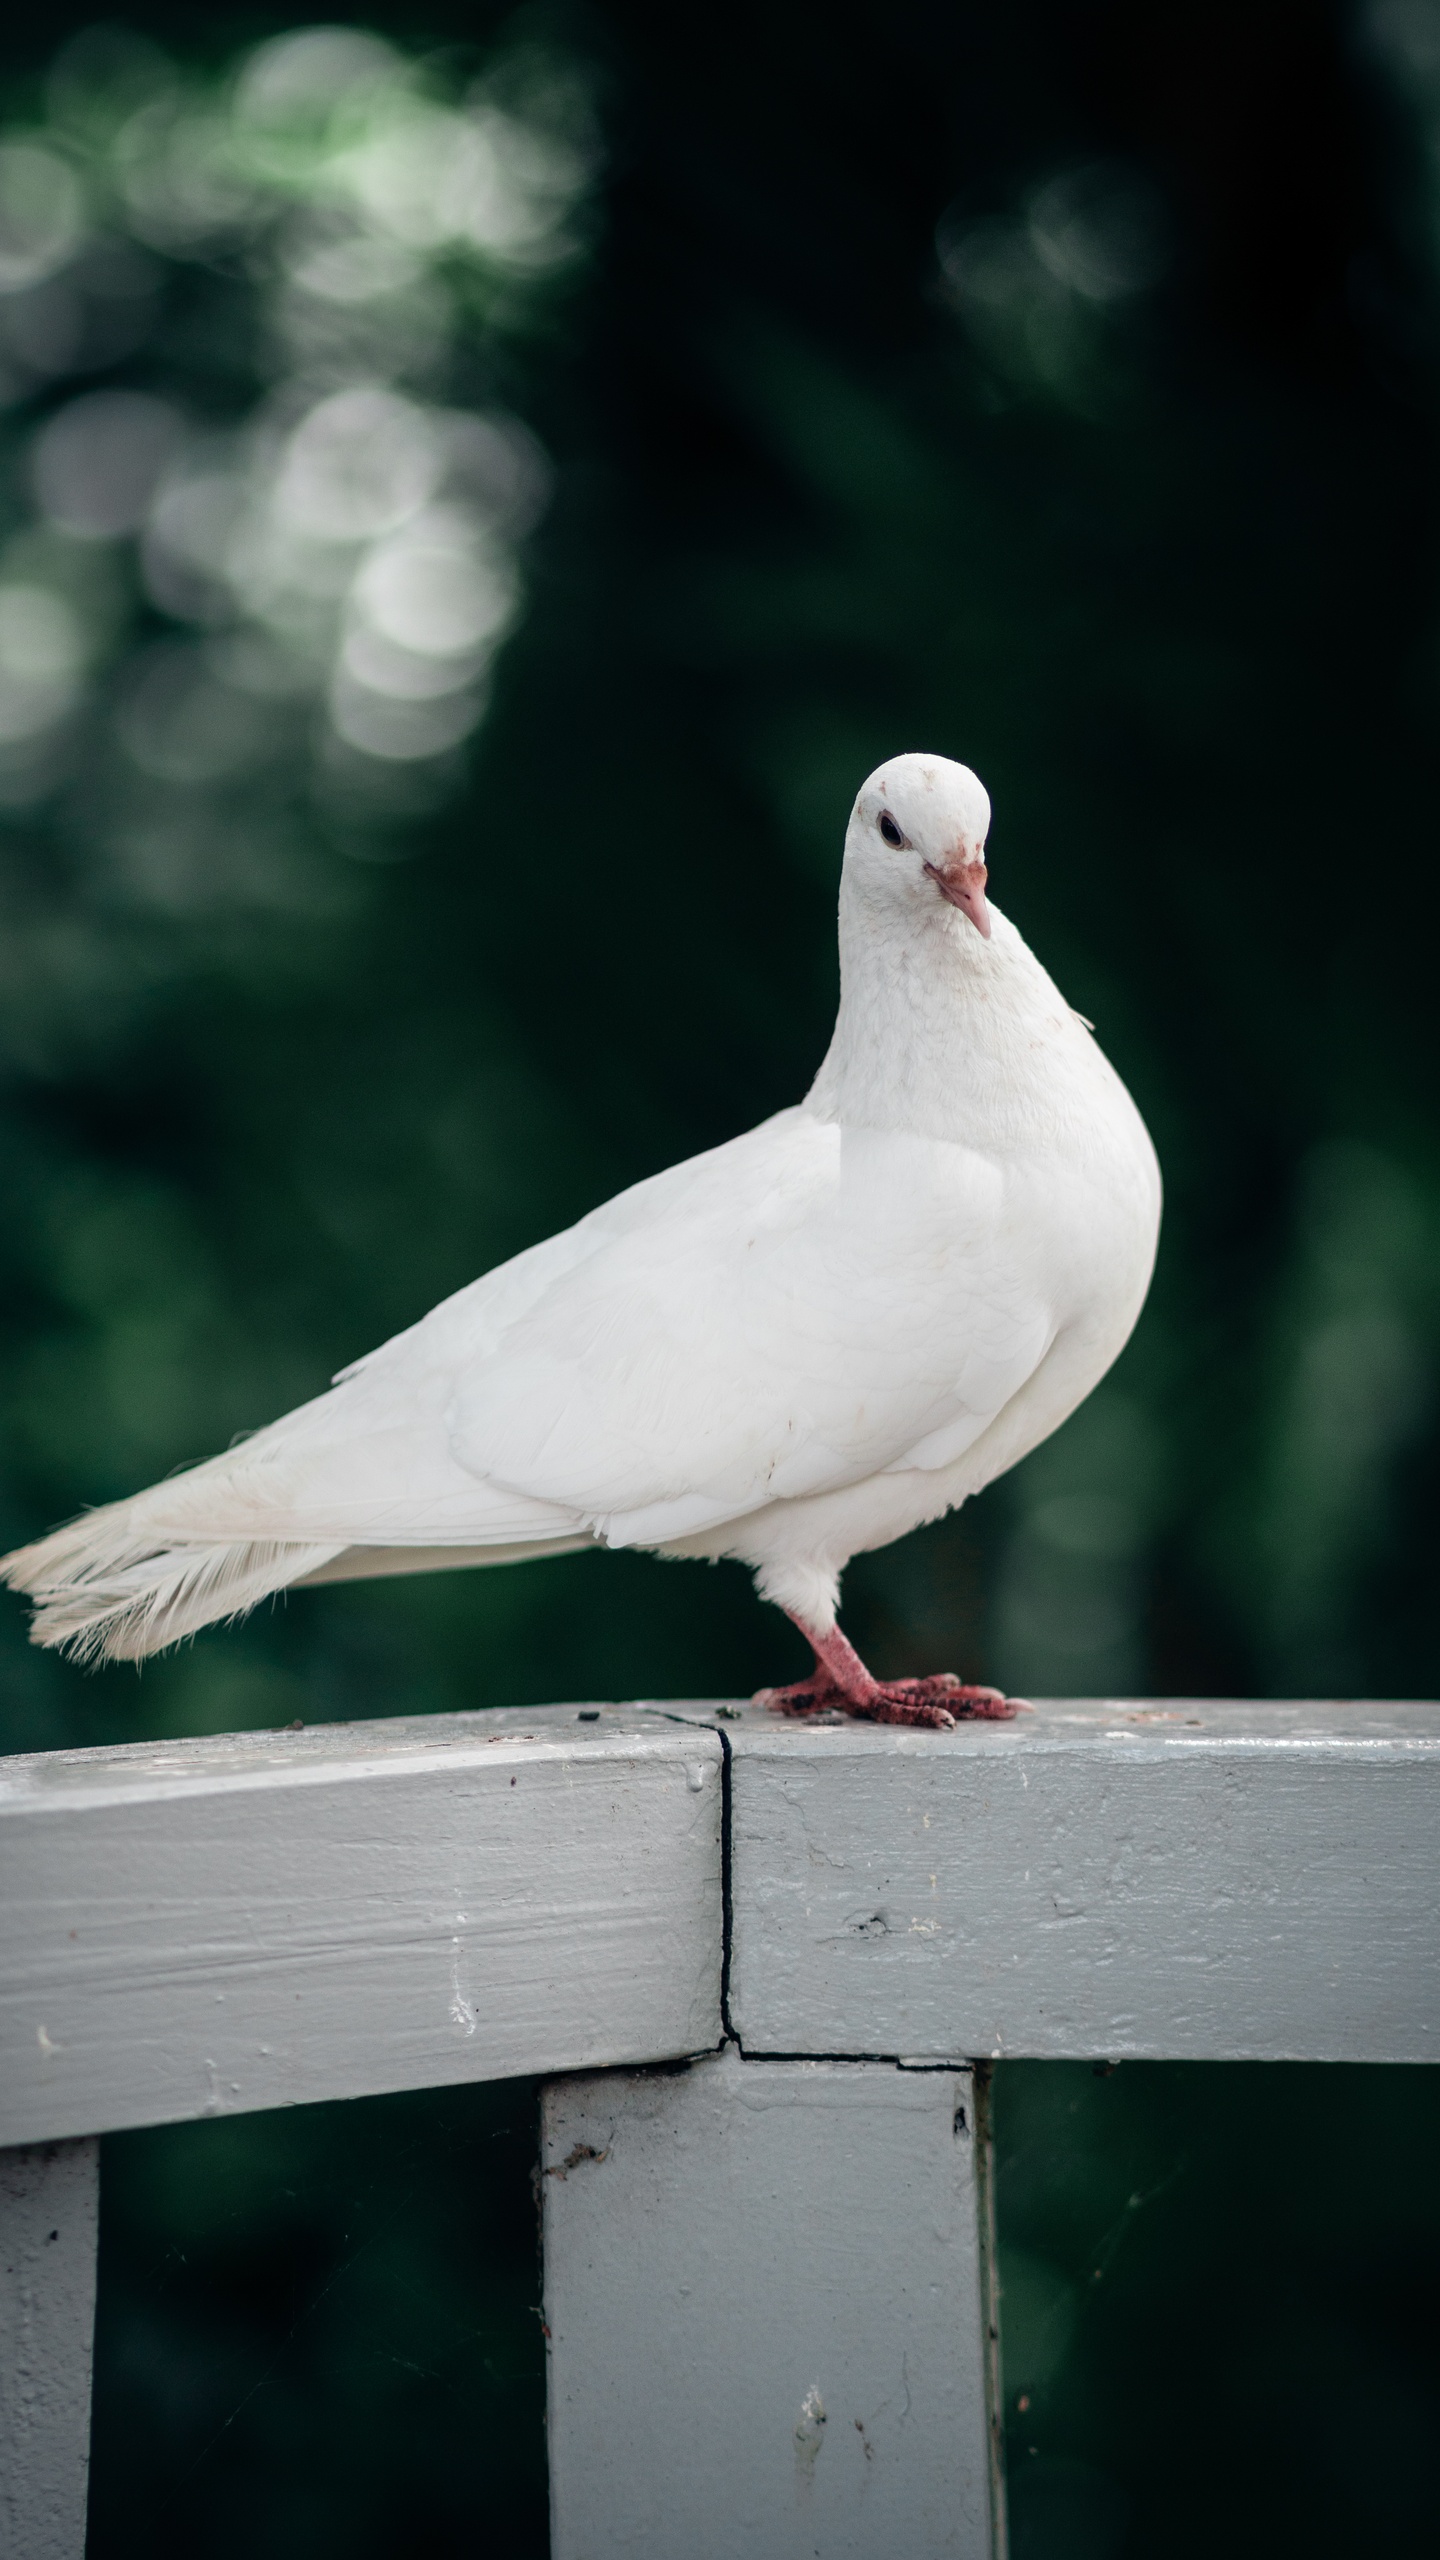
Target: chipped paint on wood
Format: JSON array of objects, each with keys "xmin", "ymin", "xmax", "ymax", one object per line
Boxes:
[
  {"xmin": 542, "ymin": 2049, "xmax": 996, "ymax": 2557},
  {"xmin": 0, "ymin": 1706, "xmax": 723, "ymax": 2146}
]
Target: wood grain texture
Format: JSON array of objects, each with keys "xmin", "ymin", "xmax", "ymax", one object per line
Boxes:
[
  {"xmin": 4, "ymin": 1693, "xmax": 1435, "ymax": 2153},
  {"xmin": 542, "ymin": 2049, "xmax": 996, "ymax": 2559},
  {"xmin": 0, "ymin": 1707, "xmax": 723, "ymax": 2146},
  {"xmin": 0, "ymin": 2138, "xmax": 97, "ymax": 2560},
  {"xmin": 724, "ymin": 1700, "xmax": 1440, "ymax": 2063}
]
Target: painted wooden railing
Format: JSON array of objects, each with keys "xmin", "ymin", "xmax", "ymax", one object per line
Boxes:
[{"xmin": 2, "ymin": 1697, "xmax": 1437, "ymax": 2557}]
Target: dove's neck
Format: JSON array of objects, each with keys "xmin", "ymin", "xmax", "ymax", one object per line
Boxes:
[{"xmin": 805, "ymin": 882, "xmax": 1096, "ymax": 1151}]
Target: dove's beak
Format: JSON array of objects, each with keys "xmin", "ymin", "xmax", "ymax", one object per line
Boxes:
[{"xmin": 924, "ymin": 855, "xmax": 992, "ymax": 938}]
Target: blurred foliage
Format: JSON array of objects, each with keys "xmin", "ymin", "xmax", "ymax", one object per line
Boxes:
[
  {"xmin": 995, "ymin": 2060, "xmax": 1440, "ymax": 2556},
  {"xmin": 0, "ymin": 20, "xmax": 591, "ymax": 797},
  {"xmin": 0, "ymin": 1, "xmax": 1435, "ymax": 2553},
  {"xmin": 90, "ymin": 2079, "xmax": 546, "ymax": 2559}
]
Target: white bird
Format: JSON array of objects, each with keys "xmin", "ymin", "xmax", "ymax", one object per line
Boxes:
[{"xmin": 3, "ymin": 753, "xmax": 1161, "ymax": 1727}]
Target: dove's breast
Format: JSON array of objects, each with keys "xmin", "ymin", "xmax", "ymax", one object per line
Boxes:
[
  {"xmin": 746, "ymin": 1026, "xmax": 1162, "ymax": 1555},
  {"xmin": 909, "ymin": 1035, "xmax": 1161, "ymax": 1505}
]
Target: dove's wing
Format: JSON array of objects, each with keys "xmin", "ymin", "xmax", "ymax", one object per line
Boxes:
[
  {"xmin": 11, "ymin": 1106, "xmax": 1062, "ymax": 1578},
  {"xmin": 431, "ymin": 1104, "xmax": 1060, "ymax": 1547}
]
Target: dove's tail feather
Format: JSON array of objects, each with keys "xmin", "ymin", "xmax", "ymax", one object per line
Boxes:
[
  {"xmin": 1, "ymin": 1504, "xmax": 344, "ymax": 1663},
  {"xmin": 2, "ymin": 1419, "xmax": 598, "ymax": 1660}
]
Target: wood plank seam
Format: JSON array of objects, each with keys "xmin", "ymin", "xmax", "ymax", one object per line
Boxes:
[{"xmin": 672, "ymin": 1713, "xmax": 986, "ymax": 2073}]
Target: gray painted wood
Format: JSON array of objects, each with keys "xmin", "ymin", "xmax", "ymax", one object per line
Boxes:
[
  {"xmin": 724, "ymin": 1699, "xmax": 1440, "ymax": 2062},
  {"xmin": 0, "ymin": 1707, "xmax": 723, "ymax": 2146},
  {"xmin": 542, "ymin": 2049, "xmax": 997, "ymax": 2559},
  {"xmin": 0, "ymin": 2138, "xmax": 98, "ymax": 2560},
  {"xmin": 3, "ymin": 1694, "xmax": 1435, "ymax": 2148}
]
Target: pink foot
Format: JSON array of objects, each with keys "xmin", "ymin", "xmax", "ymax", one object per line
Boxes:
[
  {"xmin": 754, "ymin": 1618, "xmax": 1026, "ymax": 1729},
  {"xmin": 757, "ymin": 1671, "xmax": 1020, "ymax": 1730}
]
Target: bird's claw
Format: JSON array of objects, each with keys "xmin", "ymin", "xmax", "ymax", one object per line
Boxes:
[{"xmin": 756, "ymin": 1673, "xmax": 1025, "ymax": 1730}]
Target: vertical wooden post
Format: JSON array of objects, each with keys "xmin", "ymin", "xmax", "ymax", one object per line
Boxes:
[
  {"xmin": 542, "ymin": 2047, "xmax": 1000, "ymax": 2558},
  {"xmin": 0, "ymin": 2139, "xmax": 99, "ymax": 2560}
]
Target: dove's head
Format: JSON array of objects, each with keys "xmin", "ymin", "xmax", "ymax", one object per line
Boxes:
[{"xmin": 848, "ymin": 753, "xmax": 993, "ymax": 938}]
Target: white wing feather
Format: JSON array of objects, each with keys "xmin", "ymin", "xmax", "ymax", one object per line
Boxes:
[
  {"xmin": 2, "ymin": 1106, "xmax": 1060, "ymax": 1656},
  {"xmin": 442, "ymin": 1107, "xmax": 1056, "ymax": 1544}
]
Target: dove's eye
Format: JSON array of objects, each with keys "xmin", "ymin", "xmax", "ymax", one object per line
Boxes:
[{"xmin": 878, "ymin": 812, "xmax": 904, "ymax": 848}]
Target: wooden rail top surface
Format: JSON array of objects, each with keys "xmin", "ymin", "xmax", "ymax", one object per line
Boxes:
[
  {"xmin": 4, "ymin": 1692, "xmax": 1436, "ymax": 1790},
  {"xmin": 1, "ymin": 1699, "xmax": 1436, "ymax": 2148}
]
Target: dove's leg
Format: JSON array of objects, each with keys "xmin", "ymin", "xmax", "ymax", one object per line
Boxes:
[{"xmin": 756, "ymin": 1617, "xmax": 1021, "ymax": 1731}]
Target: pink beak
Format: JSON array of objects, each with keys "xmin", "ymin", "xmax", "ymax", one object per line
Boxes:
[{"xmin": 924, "ymin": 854, "xmax": 991, "ymax": 938}]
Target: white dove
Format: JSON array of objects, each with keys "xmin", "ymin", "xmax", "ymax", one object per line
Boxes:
[{"xmin": 3, "ymin": 753, "xmax": 1161, "ymax": 1727}]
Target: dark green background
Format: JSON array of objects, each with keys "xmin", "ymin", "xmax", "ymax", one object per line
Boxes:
[{"xmin": 1, "ymin": 4, "xmax": 1437, "ymax": 2552}]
